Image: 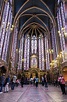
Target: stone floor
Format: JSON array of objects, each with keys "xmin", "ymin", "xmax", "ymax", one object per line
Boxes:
[{"xmin": 0, "ymin": 85, "xmax": 67, "ymax": 102}]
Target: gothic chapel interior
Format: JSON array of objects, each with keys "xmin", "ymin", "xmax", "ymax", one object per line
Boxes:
[{"xmin": 0, "ymin": 0, "xmax": 67, "ymax": 81}]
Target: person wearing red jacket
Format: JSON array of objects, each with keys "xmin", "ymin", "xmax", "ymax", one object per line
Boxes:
[{"xmin": 58, "ymin": 75, "xmax": 66, "ymax": 95}]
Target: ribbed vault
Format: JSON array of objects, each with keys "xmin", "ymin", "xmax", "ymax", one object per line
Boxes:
[{"xmin": 13, "ymin": 0, "xmax": 56, "ymax": 38}]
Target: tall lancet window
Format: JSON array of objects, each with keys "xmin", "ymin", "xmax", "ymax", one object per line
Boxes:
[
  {"xmin": 39, "ymin": 35, "xmax": 44, "ymax": 70},
  {"xmin": 11, "ymin": 27, "xmax": 18, "ymax": 67},
  {"xmin": 31, "ymin": 35, "xmax": 37, "ymax": 68},
  {"xmin": 0, "ymin": 0, "xmax": 12, "ymax": 62},
  {"xmin": 18, "ymin": 36, "xmax": 24, "ymax": 70},
  {"xmin": 24, "ymin": 35, "xmax": 30, "ymax": 70},
  {"xmin": 45, "ymin": 37, "xmax": 50, "ymax": 70},
  {"xmin": 31, "ymin": 35, "xmax": 37, "ymax": 54},
  {"xmin": 0, "ymin": 1, "xmax": 9, "ymax": 56},
  {"xmin": 2, "ymin": 6, "xmax": 12, "ymax": 61}
]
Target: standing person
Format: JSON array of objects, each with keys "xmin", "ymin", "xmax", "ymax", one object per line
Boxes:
[
  {"xmin": 41, "ymin": 76, "xmax": 44, "ymax": 86},
  {"xmin": 0, "ymin": 76, "xmax": 2, "ymax": 93},
  {"xmin": 11, "ymin": 78, "xmax": 14, "ymax": 90},
  {"xmin": 30, "ymin": 77, "xmax": 33, "ymax": 85},
  {"xmin": 44, "ymin": 74, "xmax": 48, "ymax": 88},
  {"xmin": 58, "ymin": 74, "xmax": 66, "ymax": 95},
  {"xmin": 0, "ymin": 74, "xmax": 5, "ymax": 93},
  {"xmin": 4, "ymin": 75, "xmax": 10, "ymax": 93},
  {"xmin": 21, "ymin": 76, "xmax": 24, "ymax": 87},
  {"xmin": 35, "ymin": 76, "xmax": 39, "ymax": 87},
  {"xmin": 33, "ymin": 77, "xmax": 36, "ymax": 85},
  {"xmin": 13, "ymin": 75, "xmax": 17, "ymax": 86}
]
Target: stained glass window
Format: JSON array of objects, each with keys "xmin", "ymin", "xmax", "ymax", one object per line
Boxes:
[
  {"xmin": 11, "ymin": 27, "xmax": 18, "ymax": 67},
  {"xmin": 45, "ymin": 37, "xmax": 50, "ymax": 70},
  {"xmin": 0, "ymin": 0, "xmax": 13, "ymax": 62},
  {"xmin": 31, "ymin": 35, "xmax": 37, "ymax": 68},
  {"xmin": 0, "ymin": 2, "xmax": 9, "ymax": 56},
  {"xmin": 39, "ymin": 36, "xmax": 45, "ymax": 70},
  {"xmin": 24, "ymin": 35, "xmax": 30, "ymax": 70},
  {"xmin": 18, "ymin": 36, "xmax": 24, "ymax": 69}
]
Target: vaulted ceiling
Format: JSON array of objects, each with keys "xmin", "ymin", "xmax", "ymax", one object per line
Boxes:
[{"xmin": 13, "ymin": 0, "xmax": 57, "ymax": 37}]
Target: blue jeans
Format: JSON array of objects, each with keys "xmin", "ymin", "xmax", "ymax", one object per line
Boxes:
[{"xmin": 45, "ymin": 82, "xmax": 48, "ymax": 87}]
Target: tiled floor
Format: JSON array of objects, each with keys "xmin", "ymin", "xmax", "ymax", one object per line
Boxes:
[{"xmin": 0, "ymin": 85, "xmax": 67, "ymax": 102}]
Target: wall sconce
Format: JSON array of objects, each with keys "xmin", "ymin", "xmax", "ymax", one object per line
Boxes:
[
  {"xmin": 61, "ymin": 27, "xmax": 65, "ymax": 30},
  {"xmin": 22, "ymin": 58, "xmax": 25, "ymax": 62},
  {"xmin": 64, "ymin": 33, "xmax": 67, "ymax": 37},
  {"xmin": 10, "ymin": 27, "xmax": 13, "ymax": 31},
  {"xmin": 46, "ymin": 49, "xmax": 53, "ymax": 54},
  {"xmin": 12, "ymin": 25, "xmax": 14, "ymax": 28}
]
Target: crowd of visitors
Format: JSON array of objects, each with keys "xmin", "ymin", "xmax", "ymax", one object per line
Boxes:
[
  {"xmin": 0, "ymin": 74, "xmax": 20, "ymax": 93},
  {"xmin": 0, "ymin": 73, "xmax": 66, "ymax": 95}
]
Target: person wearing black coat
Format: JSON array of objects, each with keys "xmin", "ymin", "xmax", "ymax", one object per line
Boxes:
[
  {"xmin": 0, "ymin": 76, "xmax": 2, "ymax": 92},
  {"xmin": 44, "ymin": 75, "xmax": 48, "ymax": 88},
  {"xmin": 21, "ymin": 76, "xmax": 24, "ymax": 87}
]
